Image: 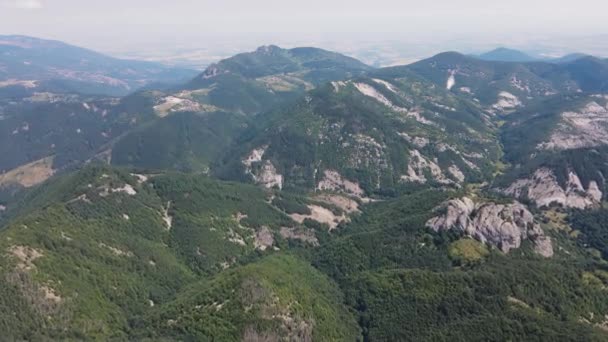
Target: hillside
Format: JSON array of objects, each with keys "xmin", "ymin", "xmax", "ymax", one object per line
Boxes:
[
  {"xmin": 0, "ymin": 91, "xmax": 161, "ymax": 200},
  {"xmin": 215, "ymin": 71, "xmax": 500, "ymax": 196},
  {"xmin": 3, "ymin": 164, "xmax": 608, "ymax": 340},
  {"xmin": 0, "ymin": 165, "xmax": 360, "ymax": 339},
  {"xmin": 110, "ymin": 111, "xmax": 249, "ymax": 172},
  {"xmin": 140, "ymin": 254, "xmax": 360, "ymax": 341},
  {"xmin": 312, "ymin": 190, "xmax": 608, "ymax": 341},
  {"xmin": 497, "ymin": 93, "xmax": 608, "ymax": 209},
  {"xmin": 104, "ymin": 46, "xmax": 374, "ymax": 173},
  {"xmin": 407, "ymin": 52, "xmax": 608, "ymax": 113},
  {"xmin": 179, "ymin": 45, "xmax": 373, "ymax": 115},
  {"xmin": 0, "ymin": 35, "xmax": 197, "ymax": 97}
]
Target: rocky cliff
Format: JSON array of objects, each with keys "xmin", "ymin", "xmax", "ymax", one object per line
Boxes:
[{"xmin": 426, "ymin": 197, "xmax": 553, "ymax": 257}]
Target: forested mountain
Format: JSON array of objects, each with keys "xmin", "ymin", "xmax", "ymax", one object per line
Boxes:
[
  {"xmin": 180, "ymin": 45, "xmax": 373, "ymax": 115},
  {"xmin": 0, "ymin": 166, "xmax": 358, "ymax": 339},
  {"xmin": 4, "ymin": 38, "xmax": 608, "ymax": 340},
  {"xmin": 477, "ymin": 47, "xmax": 537, "ymax": 62},
  {"xmin": 497, "ymin": 93, "xmax": 608, "ymax": 209},
  {"xmin": 107, "ymin": 46, "xmax": 373, "ymax": 172},
  {"xmin": 0, "ymin": 44, "xmax": 373, "ymax": 196},
  {"xmin": 215, "ymin": 72, "xmax": 500, "ymax": 195},
  {"xmin": 0, "ymin": 35, "xmax": 197, "ymax": 96},
  {"xmin": 0, "ymin": 91, "xmax": 160, "ymax": 202},
  {"xmin": 407, "ymin": 52, "xmax": 608, "ymax": 112}
]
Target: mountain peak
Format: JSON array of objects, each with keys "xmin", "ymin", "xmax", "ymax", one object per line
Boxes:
[
  {"xmin": 477, "ymin": 47, "xmax": 536, "ymax": 62},
  {"xmin": 255, "ymin": 45, "xmax": 283, "ymax": 54}
]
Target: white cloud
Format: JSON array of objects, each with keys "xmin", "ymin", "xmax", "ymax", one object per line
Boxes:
[{"xmin": 6, "ymin": 0, "xmax": 44, "ymax": 10}]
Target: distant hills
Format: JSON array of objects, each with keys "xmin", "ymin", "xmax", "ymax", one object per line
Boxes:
[
  {"xmin": 477, "ymin": 47, "xmax": 537, "ymax": 62},
  {"xmin": 474, "ymin": 47, "xmax": 600, "ymax": 64},
  {"xmin": 0, "ymin": 35, "xmax": 198, "ymax": 96},
  {"xmin": 409, "ymin": 51, "xmax": 608, "ymax": 108}
]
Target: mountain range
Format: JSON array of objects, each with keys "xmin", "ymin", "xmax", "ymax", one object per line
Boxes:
[
  {"xmin": 2, "ymin": 37, "xmax": 608, "ymax": 340},
  {"xmin": 0, "ymin": 35, "xmax": 197, "ymax": 96}
]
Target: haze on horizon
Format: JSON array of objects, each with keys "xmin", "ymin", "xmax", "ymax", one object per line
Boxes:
[{"xmin": 1, "ymin": 0, "xmax": 607, "ymax": 67}]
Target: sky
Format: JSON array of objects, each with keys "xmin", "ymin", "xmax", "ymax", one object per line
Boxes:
[{"xmin": 1, "ymin": 0, "xmax": 607, "ymax": 66}]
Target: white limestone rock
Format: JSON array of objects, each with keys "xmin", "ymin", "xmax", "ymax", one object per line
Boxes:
[
  {"xmin": 426, "ymin": 197, "xmax": 553, "ymax": 257},
  {"xmin": 504, "ymin": 168, "xmax": 602, "ymax": 209}
]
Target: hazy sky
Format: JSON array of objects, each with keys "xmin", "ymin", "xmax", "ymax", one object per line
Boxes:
[{"xmin": 1, "ymin": 0, "xmax": 607, "ymax": 62}]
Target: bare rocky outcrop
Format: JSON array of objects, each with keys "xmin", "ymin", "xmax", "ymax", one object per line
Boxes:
[
  {"xmin": 448, "ymin": 165, "xmax": 466, "ymax": 183},
  {"xmin": 401, "ymin": 150, "xmax": 452, "ymax": 184},
  {"xmin": 243, "ymin": 147, "xmax": 283, "ymax": 189},
  {"xmin": 252, "ymin": 161, "xmax": 283, "ymax": 189},
  {"xmin": 372, "ymin": 78, "xmax": 401, "ymax": 94},
  {"xmin": 254, "ymin": 226, "xmax": 274, "ymax": 251},
  {"xmin": 279, "ymin": 227, "xmax": 319, "ymax": 246},
  {"xmin": 504, "ymin": 168, "xmax": 602, "ymax": 209},
  {"xmin": 162, "ymin": 201, "xmax": 173, "ymax": 230},
  {"xmin": 290, "ymin": 205, "xmax": 347, "ymax": 230},
  {"xmin": 8, "ymin": 245, "xmax": 44, "ymax": 271},
  {"xmin": 537, "ymin": 101, "xmax": 608, "ymax": 151},
  {"xmin": 314, "ymin": 194, "xmax": 360, "ymax": 214},
  {"xmin": 5, "ymin": 245, "xmax": 65, "ymax": 315},
  {"xmin": 491, "ymin": 91, "xmax": 521, "ymax": 112},
  {"xmin": 426, "ymin": 197, "xmax": 553, "ymax": 257},
  {"xmin": 0, "ymin": 156, "xmax": 55, "ymax": 188},
  {"xmin": 153, "ymin": 96, "xmax": 206, "ymax": 117},
  {"xmin": 353, "ymin": 82, "xmax": 433, "ymax": 125},
  {"xmin": 317, "ymin": 170, "xmax": 364, "ymax": 197}
]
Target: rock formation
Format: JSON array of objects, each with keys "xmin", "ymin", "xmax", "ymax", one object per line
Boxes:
[{"xmin": 426, "ymin": 197, "xmax": 553, "ymax": 257}]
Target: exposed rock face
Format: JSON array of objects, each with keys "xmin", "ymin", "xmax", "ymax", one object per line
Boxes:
[
  {"xmin": 504, "ymin": 168, "xmax": 602, "ymax": 209},
  {"xmin": 372, "ymin": 78, "xmax": 401, "ymax": 94},
  {"xmin": 344, "ymin": 134, "xmax": 390, "ymax": 174},
  {"xmin": 401, "ymin": 150, "xmax": 452, "ymax": 184},
  {"xmin": 243, "ymin": 146, "xmax": 284, "ymax": 189},
  {"xmin": 448, "ymin": 165, "xmax": 466, "ymax": 183},
  {"xmin": 254, "ymin": 226, "xmax": 274, "ymax": 251},
  {"xmin": 153, "ymin": 96, "xmax": 206, "ymax": 117},
  {"xmin": 290, "ymin": 205, "xmax": 347, "ymax": 230},
  {"xmin": 492, "ymin": 91, "xmax": 521, "ymax": 112},
  {"xmin": 353, "ymin": 82, "xmax": 433, "ymax": 125},
  {"xmin": 252, "ymin": 161, "xmax": 283, "ymax": 189},
  {"xmin": 279, "ymin": 227, "xmax": 319, "ymax": 246},
  {"xmin": 317, "ymin": 170, "xmax": 364, "ymax": 197},
  {"xmin": 426, "ymin": 197, "xmax": 553, "ymax": 257},
  {"xmin": 537, "ymin": 101, "xmax": 608, "ymax": 151}
]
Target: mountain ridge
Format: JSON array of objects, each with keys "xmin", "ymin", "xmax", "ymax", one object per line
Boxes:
[{"xmin": 0, "ymin": 35, "xmax": 198, "ymax": 96}]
